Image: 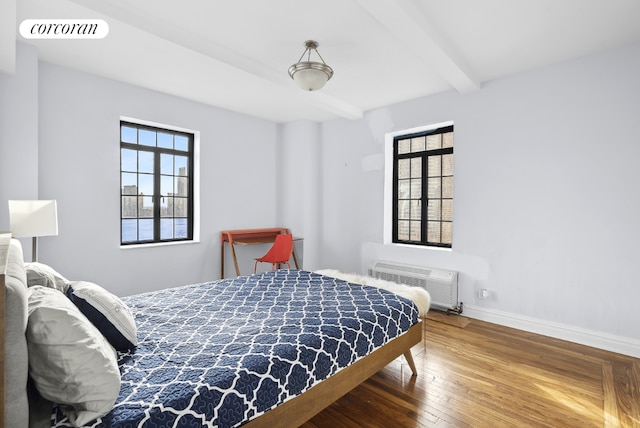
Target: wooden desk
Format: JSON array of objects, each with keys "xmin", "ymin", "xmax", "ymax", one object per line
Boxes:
[{"xmin": 221, "ymin": 228, "xmax": 301, "ymax": 278}]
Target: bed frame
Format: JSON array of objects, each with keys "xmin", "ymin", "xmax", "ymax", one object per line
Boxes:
[
  {"xmin": 243, "ymin": 323, "xmax": 421, "ymax": 427},
  {"xmin": 1, "ymin": 234, "xmax": 8, "ymax": 426},
  {"xmin": 1, "ymin": 234, "xmax": 422, "ymax": 427}
]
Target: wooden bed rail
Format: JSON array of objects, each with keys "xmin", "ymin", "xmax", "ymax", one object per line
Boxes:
[{"xmin": 242, "ymin": 321, "xmax": 422, "ymax": 428}]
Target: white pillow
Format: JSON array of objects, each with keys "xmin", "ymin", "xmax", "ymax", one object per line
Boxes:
[
  {"xmin": 27, "ymin": 286, "xmax": 121, "ymax": 427},
  {"xmin": 25, "ymin": 262, "xmax": 70, "ymax": 293},
  {"xmin": 66, "ymin": 281, "xmax": 138, "ymax": 352}
]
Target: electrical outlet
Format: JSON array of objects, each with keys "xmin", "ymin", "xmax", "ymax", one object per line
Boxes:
[{"xmin": 479, "ymin": 288, "xmax": 489, "ymax": 300}]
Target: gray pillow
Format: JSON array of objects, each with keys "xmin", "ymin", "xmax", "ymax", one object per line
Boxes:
[
  {"xmin": 25, "ymin": 262, "xmax": 70, "ymax": 293},
  {"xmin": 66, "ymin": 281, "xmax": 138, "ymax": 352},
  {"xmin": 27, "ymin": 286, "xmax": 121, "ymax": 427}
]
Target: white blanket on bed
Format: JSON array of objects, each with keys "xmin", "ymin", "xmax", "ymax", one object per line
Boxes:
[{"xmin": 315, "ymin": 269, "xmax": 431, "ymax": 317}]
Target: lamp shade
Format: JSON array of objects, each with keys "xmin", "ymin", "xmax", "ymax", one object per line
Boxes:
[
  {"xmin": 8, "ymin": 200, "xmax": 58, "ymax": 238},
  {"xmin": 289, "ymin": 62, "xmax": 333, "ymax": 91},
  {"xmin": 288, "ymin": 40, "xmax": 334, "ymax": 91}
]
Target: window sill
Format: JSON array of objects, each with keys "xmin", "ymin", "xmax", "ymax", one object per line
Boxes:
[
  {"xmin": 120, "ymin": 239, "xmax": 200, "ymax": 250},
  {"xmin": 388, "ymin": 242, "xmax": 453, "ymax": 252}
]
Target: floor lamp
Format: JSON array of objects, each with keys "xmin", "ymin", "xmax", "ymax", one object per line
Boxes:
[{"xmin": 8, "ymin": 200, "xmax": 58, "ymax": 262}]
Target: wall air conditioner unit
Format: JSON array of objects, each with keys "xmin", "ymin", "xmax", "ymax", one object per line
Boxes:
[{"xmin": 368, "ymin": 261, "xmax": 461, "ymax": 313}]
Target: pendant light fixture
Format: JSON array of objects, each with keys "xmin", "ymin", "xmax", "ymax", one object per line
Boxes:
[{"xmin": 288, "ymin": 40, "xmax": 334, "ymax": 91}]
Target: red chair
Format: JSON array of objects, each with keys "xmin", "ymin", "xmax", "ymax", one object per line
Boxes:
[{"xmin": 254, "ymin": 233, "xmax": 293, "ymax": 273}]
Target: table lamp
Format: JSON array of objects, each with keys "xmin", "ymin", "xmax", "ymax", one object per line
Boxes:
[{"xmin": 8, "ymin": 200, "xmax": 58, "ymax": 262}]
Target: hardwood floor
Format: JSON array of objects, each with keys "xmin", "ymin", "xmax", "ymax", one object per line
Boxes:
[{"xmin": 302, "ymin": 315, "xmax": 640, "ymax": 427}]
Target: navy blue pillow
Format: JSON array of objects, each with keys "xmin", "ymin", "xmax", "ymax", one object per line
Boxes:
[{"xmin": 66, "ymin": 281, "xmax": 137, "ymax": 352}]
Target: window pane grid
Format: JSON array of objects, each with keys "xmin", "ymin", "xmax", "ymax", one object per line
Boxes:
[
  {"xmin": 393, "ymin": 125, "xmax": 453, "ymax": 247},
  {"xmin": 120, "ymin": 121, "xmax": 194, "ymax": 244}
]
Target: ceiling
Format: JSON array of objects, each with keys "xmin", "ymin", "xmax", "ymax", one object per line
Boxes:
[{"xmin": 10, "ymin": 0, "xmax": 640, "ymax": 123}]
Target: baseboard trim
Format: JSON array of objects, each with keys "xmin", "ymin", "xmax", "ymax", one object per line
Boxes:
[{"xmin": 462, "ymin": 304, "xmax": 640, "ymax": 359}]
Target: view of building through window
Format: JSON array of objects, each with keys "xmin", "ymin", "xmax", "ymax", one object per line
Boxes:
[
  {"xmin": 393, "ymin": 124, "xmax": 453, "ymax": 247},
  {"xmin": 120, "ymin": 121, "xmax": 194, "ymax": 244}
]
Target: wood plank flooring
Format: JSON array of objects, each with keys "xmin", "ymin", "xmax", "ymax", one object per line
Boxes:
[{"xmin": 302, "ymin": 315, "xmax": 640, "ymax": 427}]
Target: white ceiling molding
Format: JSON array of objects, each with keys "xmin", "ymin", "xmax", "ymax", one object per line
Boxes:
[
  {"xmin": 70, "ymin": 0, "xmax": 363, "ymax": 120},
  {"xmin": 0, "ymin": 0, "xmax": 16, "ymax": 74},
  {"xmin": 354, "ymin": 0, "xmax": 480, "ymax": 94}
]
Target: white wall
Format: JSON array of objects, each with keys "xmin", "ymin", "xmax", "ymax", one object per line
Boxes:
[
  {"xmin": 0, "ymin": 0, "xmax": 15, "ymax": 75},
  {"xmin": 320, "ymin": 42, "xmax": 640, "ymax": 355},
  {"xmin": 25, "ymin": 54, "xmax": 278, "ymax": 295},
  {"xmin": 277, "ymin": 120, "xmax": 321, "ymax": 270},
  {"xmin": 0, "ymin": 43, "xmax": 39, "ymax": 255}
]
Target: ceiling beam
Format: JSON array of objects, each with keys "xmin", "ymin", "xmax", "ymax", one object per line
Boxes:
[
  {"xmin": 70, "ymin": 0, "xmax": 363, "ymax": 120},
  {"xmin": 355, "ymin": 0, "xmax": 480, "ymax": 94}
]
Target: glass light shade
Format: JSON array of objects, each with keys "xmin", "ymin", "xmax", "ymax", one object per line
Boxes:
[{"xmin": 288, "ymin": 61, "xmax": 334, "ymax": 91}]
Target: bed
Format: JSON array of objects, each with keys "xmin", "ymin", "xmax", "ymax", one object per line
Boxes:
[{"xmin": 1, "ymin": 234, "xmax": 425, "ymax": 427}]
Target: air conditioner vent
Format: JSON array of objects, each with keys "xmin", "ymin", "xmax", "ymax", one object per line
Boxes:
[{"xmin": 368, "ymin": 261, "xmax": 460, "ymax": 312}]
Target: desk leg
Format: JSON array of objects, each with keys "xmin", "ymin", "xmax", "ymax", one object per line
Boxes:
[
  {"xmin": 230, "ymin": 242, "xmax": 241, "ymax": 276},
  {"xmin": 291, "ymin": 245, "xmax": 300, "ymax": 269},
  {"xmin": 221, "ymin": 241, "xmax": 225, "ymax": 279}
]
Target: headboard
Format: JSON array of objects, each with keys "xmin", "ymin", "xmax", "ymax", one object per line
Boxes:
[{"xmin": 1, "ymin": 233, "xmax": 30, "ymax": 428}]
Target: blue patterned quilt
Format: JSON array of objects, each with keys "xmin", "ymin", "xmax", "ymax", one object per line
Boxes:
[{"xmin": 51, "ymin": 270, "xmax": 419, "ymax": 427}]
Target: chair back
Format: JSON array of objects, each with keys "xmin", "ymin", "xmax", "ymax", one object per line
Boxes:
[{"xmin": 260, "ymin": 233, "xmax": 293, "ymax": 263}]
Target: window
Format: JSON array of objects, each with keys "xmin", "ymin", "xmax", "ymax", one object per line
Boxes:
[
  {"xmin": 120, "ymin": 121, "xmax": 194, "ymax": 245},
  {"xmin": 392, "ymin": 124, "xmax": 453, "ymax": 247}
]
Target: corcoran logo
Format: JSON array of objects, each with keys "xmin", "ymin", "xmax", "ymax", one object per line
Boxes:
[{"xmin": 19, "ymin": 19, "xmax": 109, "ymax": 39}]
